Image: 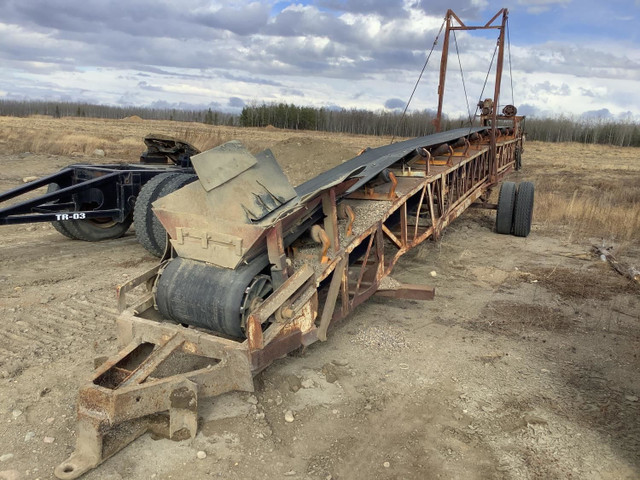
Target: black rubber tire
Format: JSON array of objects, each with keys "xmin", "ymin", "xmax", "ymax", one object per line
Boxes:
[
  {"xmin": 47, "ymin": 182, "xmax": 132, "ymax": 241},
  {"xmin": 514, "ymin": 148, "xmax": 522, "ymax": 171},
  {"xmin": 156, "ymin": 255, "xmax": 269, "ymax": 338},
  {"xmin": 495, "ymin": 181, "xmax": 517, "ymax": 234},
  {"xmin": 134, "ymin": 173, "xmax": 197, "ymax": 257},
  {"xmin": 46, "ymin": 183, "xmax": 76, "ymax": 239},
  {"xmin": 63, "ymin": 214, "xmax": 133, "ymax": 241},
  {"xmin": 512, "ymin": 181, "xmax": 535, "ymax": 237},
  {"xmin": 133, "ymin": 172, "xmax": 183, "ymax": 256}
]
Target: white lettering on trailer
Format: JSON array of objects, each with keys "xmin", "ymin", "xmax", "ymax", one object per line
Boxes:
[{"xmin": 55, "ymin": 213, "xmax": 86, "ymax": 221}]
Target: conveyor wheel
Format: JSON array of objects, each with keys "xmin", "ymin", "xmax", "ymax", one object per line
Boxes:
[
  {"xmin": 496, "ymin": 181, "xmax": 516, "ymax": 234},
  {"xmin": 514, "ymin": 148, "xmax": 522, "ymax": 171},
  {"xmin": 513, "ymin": 181, "xmax": 534, "ymax": 237},
  {"xmin": 155, "ymin": 255, "xmax": 270, "ymax": 338},
  {"xmin": 240, "ymin": 275, "xmax": 273, "ymax": 327}
]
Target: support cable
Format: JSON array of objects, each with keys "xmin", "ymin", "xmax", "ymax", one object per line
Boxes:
[
  {"xmin": 507, "ymin": 18, "xmax": 515, "ymax": 107},
  {"xmin": 391, "ymin": 16, "xmax": 447, "ymax": 144},
  {"xmin": 466, "ymin": 41, "xmax": 499, "ymax": 137},
  {"xmin": 453, "ymin": 30, "xmax": 473, "ymax": 127}
]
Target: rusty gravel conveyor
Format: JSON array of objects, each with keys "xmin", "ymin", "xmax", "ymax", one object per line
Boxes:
[
  {"xmin": 153, "ymin": 127, "xmax": 489, "ymax": 338},
  {"xmin": 54, "ymin": 8, "xmax": 529, "ymax": 479},
  {"xmin": 54, "ymin": 117, "xmax": 525, "ymax": 480}
]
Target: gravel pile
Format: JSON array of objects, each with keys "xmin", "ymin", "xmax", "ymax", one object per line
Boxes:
[{"xmin": 350, "ymin": 325, "xmax": 411, "ymax": 352}]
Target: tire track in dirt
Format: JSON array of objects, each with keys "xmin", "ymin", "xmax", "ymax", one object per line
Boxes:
[
  {"xmin": 1, "ymin": 221, "xmax": 151, "ymax": 368},
  {"xmin": 0, "ymin": 233, "xmax": 141, "ymax": 262},
  {"xmin": 0, "ymin": 295, "xmax": 119, "ymax": 359}
]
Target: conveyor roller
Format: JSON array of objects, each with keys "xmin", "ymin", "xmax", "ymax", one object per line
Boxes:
[{"xmin": 155, "ymin": 255, "xmax": 269, "ymax": 338}]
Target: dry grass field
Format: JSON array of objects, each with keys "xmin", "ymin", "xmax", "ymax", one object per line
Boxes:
[
  {"xmin": 1, "ymin": 115, "xmax": 638, "ymax": 246},
  {"xmin": 0, "ymin": 116, "xmax": 638, "ymax": 480},
  {"xmin": 523, "ymin": 141, "xmax": 640, "ymax": 246},
  {"xmin": 0, "ymin": 115, "xmax": 390, "ymax": 160}
]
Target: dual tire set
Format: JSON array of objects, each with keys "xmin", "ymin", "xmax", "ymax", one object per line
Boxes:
[
  {"xmin": 495, "ymin": 181, "xmax": 535, "ymax": 237},
  {"xmin": 48, "ymin": 172, "xmax": 196, "ymax": 256},
  {"xmin": 133, "ymin": 172, "xmax": 197, "ymax": 257}
]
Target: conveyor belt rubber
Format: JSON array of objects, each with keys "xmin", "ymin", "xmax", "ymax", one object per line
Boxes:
[
  {"xmin": 156, "ymin": 255, "xmax": 269, "ymax": 338},
  {"xmin": 295, "ymin": 127, "xmax": 487, "ymax": 201}
]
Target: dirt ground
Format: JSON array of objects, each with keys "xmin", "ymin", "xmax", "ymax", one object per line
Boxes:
[{"xmin": 0, "ymin": 124, "xmax": 639, "ymax": 480}]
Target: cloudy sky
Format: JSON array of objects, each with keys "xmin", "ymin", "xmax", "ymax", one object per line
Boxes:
[{"xmin": 1, "ymin": 0, "xmax": 639, "ymax": 120}]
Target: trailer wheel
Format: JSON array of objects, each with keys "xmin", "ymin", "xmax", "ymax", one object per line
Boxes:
[
  {"xmin": 63, "ymin": 214, "xmax": 133, "ymax": 241},
  {"xmin": 134, "ymin": 172, "xmax": 197, "ymax": 257},
  {"xmin": 133, "ymin": 172, "xmax": 182, "ymax": 256},
  {"xmin": 46, "ymin": 183, "xmax": 75, "ymax": 239},
  {"xmin": 495, "ymin": 181, "xmax": 516, "ymax": 234},
  {"xmin": 514, "ymin": 148, "xmax": 522, "ymax": 171},
  {"xmin": 512, "ymin": 181, "xmax": 535, "ymax": 237}
]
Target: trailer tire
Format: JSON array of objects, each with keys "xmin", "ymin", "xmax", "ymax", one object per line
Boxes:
[
  {"xmin": 133, "ymin": 172, "xmax": 182, "ymax": 256},
  {"xmin": 514, "ymin": 148, "xmax": 522, "ymax": 171},
  {"xmin": 46, "ymin": 183, "xmax": 76, "ymax": 239},
  {"xmin": 495, "ymin": 181, "xmax": 516, "ymax": 234},
  {"xmin": 63, "ymin": 214, "xmax": 133, "ymax": 241},
  {"xmin": 134, "ymin": 172, "xmax": 197, "ymax": 257},
  {"xmin": 512, "ymin": 181, "xmax": 534, "ymax": 237}
]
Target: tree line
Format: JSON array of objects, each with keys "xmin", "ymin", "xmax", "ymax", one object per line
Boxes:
[
  {"xmin": 237, "ymin": 102, "xmax": 465, "ymax": 138},
  {"xmin": 1, "ymin": 99, "xmax": 638, "ymax": 147},
  {"xmin": 522, "ymin": 116, "xmax": 640, "ymax": 147},
  {"xmin": 0, "ymin": 100, "xmax": 236, "ymax": 125}
]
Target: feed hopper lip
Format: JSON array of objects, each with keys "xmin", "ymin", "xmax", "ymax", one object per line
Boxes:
[{"xmin": 152, "ymin": 142, "xmax": 298, "ymax": 269}]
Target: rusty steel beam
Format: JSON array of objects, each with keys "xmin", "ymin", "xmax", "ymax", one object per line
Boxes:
[
  {"xmin": 434, "ymin": 10, "xmax": 452, "ymax": 133},
  {"xmin": 375, "ymin": 284, "xmax": 435, "ymax": 301},
  {"xmin": 434, "ymin": 8, "xmax": 509, "ymax": 177},
  {"xmin": 490, "ymin": 10, "xmax": 508, "ymax": 183}
]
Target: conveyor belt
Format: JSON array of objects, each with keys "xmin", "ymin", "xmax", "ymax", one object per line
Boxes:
[
  {"xmin": 295, "ymin": 127, "xmax": 487, "ymax": 200},
  {"xmin": 156, "ymin": 255, "xmax": 270, "ymax": 338},
  {"xmin": 155, "ymin": 127, "xmax": 488, "ymax": 338}
]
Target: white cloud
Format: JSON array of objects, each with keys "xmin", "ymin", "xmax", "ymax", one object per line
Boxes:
[
  {"xmin": 517, "ymin": 0, "xmax": 571, "ymax": 14},
  {"xmin": 0, "ymin": 0, "xmax": 637, "ymax": 119}
]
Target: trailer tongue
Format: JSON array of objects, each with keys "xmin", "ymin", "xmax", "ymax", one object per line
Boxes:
[{"xmin": 0, "ymin": 136, "xmax": 197, "ymax": 249}]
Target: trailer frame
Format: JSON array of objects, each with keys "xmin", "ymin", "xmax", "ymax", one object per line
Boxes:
[{"xmin": 0, "ymin": 136, "xmax": 197, "ymax": 237}]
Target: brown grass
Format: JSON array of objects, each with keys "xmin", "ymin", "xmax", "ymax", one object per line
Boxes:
[
  {"xmin": 0, "ymin": 115, "xmax": 387, "ymax": 160},
  {"xmin": 514, "ymin": 141, "xmax": 640, "ymax": 245},
  {"xmin": 0, "ymin": 116, "xmax": 638, "ymax": 245},
  {"xmin": 0, "ymin": 116, "xmax": 262, "ymax": 158},
  {"xmin": 471, "ymin": 301, "xmax": 575, "ymax": 335},
  {"xmin": 521, "ymin": 266, "xmax": 638, "ymax": 300}
]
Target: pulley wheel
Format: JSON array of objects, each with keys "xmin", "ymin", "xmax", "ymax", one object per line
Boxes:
[{"xmin": 155, "ymin": 255, "xmax": 269, "ymax": 338}]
